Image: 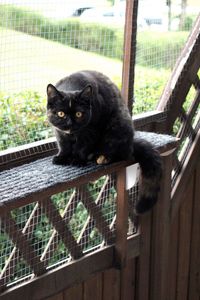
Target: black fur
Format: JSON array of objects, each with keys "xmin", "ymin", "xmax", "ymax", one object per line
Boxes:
[
  {"xmin": 133, "ymin": 138, "xmax": 162, "ymax": 214},
  {"xmin": 47, "ymin": 70, "xmax": 162, "ymax": 214}
]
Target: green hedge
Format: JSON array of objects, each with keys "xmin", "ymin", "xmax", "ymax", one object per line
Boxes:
[
  {"xmin": 0, "ymin": 91, "xmax": 52, "ymax": 149},
  {"xmin": 0, "ymin": 66, "xmax": 170, "ymax": 150},
  {"xmin": 136, "ymin": 31, "xmax": 188, "ymax": 69},
  {"xmin": 133, "ymin": 66, "xmax": 170, "ymax": 113},
  {"xmin": 0, "ymin": 5, "xmax": 123, "ymax": 59},
  {"xmin": 0, "ymin": 5, "xmax": 189, "ymax": 69}
]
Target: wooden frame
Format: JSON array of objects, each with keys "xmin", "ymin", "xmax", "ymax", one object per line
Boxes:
[
  {"xmin": 0, "ymin": 2, "xmax": 200, "ymax": 300},
  {"xmin": 0, "ymin": 140, "xmax": 177, "ymax": 299}
]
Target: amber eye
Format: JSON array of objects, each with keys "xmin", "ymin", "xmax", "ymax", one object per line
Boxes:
[
  {"xmin": 75, "ymin": 111, "xmax": 83, "ymax": 118},
  {"xmin": 57, "ymin": 111, "xmax": 65, "ymax": 118}
]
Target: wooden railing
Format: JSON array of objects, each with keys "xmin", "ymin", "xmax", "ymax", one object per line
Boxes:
[
  {"xmin": 0, "ymin": 131, "xmax": 177, "ymax": 300},
  {"xmin": 157, "ymin": 13, "xmax": 200, "ymax": 217}
]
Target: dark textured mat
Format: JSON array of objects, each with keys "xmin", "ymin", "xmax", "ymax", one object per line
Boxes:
[{"xmin": 0, "ymin": 131, "xmax": 176, "ymax": 204}]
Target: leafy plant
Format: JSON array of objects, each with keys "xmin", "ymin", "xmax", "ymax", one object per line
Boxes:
[
  {"xmin": 133, "ymin": 66, "xmax": 170, "ymax": 113},
  {"xmin": 0, "ymin": 91, "xmax": 52, "ymax": 150}
]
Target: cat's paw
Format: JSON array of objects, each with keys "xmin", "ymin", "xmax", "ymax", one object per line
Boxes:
[
  {"xmin": 96, "ymin": 155, "xmax": 109, "ymax": 165},
  {"xmin": 52, "ymin": 155, "xmax": 69, "ymax": 165},
  {"xmin": 71, "ymin": 159, "xmax": 87, "ymax": 167}
]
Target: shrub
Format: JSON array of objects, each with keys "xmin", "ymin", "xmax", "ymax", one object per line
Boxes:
[
  {"xmin": 0, "ymin": 5, "xmax": 189, "ymax": 69},
  {"xmin": 0, "ymin": 5, "xmax": 124, "ymax": 59},
  {"xmin": 136, "ymin": 31, "xmax": 188, "ymax": 69},
  {"xmin": 181, "ymin": 15, "xmax": 197, "ymax": 31},
  {"xmin": 0, "ymin": 66, "xmax": 170, "ymax": 150},
  {"xmin": 133, "ymin": 66, "xmax": 170, "ymax": 113},
  {"xmin": 0, "ymin": 91, "xmax": 52, "ymax": 150}
]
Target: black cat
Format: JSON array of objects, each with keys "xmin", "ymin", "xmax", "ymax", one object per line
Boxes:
[{"xmin": 47, "ymin": 70, "xmax": 162, "ymax": 214}]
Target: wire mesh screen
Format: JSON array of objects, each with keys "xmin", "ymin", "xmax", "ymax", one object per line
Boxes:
[
  {"xmin": 0, "ymin": 172, "xmax": 138, "ymax": 290},
  {"xmin": 133, "ymin": 0, "xmax": 199, "ymax": 115},
  {"xmin": 172, "ymin": 75, "xmax": 200, "ymax": 186},
  {"xmin": 1, "ymin": 0, "xmax": 199, "ymax": 153},
  {"xmin": 0, "ymin": 0, "xmax": 124, "ymax": 152},
  {"xmin": 0, "ymin": 0, "xmax": 199, "ymax": 153}
]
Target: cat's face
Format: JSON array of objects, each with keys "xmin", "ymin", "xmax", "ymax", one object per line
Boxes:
[{"xmin": 47, "ymin": 84, "xmax": 92, "ymax": 134}]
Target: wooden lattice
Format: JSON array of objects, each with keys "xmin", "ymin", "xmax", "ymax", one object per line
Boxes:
[
  {"xmin": 157, "ymin": 14, "xmax": 200, "ymax": 187},
  {"xmin": 0, "ymin": 173, "xmax": 138, "ymax": 291}
]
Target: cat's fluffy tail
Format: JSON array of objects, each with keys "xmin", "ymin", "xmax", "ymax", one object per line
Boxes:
[{"xmin": 133, "ymin": 137, "xmax": 162, "ymax": 214}]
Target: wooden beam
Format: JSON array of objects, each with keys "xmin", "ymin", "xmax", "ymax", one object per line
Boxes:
[
  {"xmin": 39, "ymin": 198, "xmax": 83, "ymax": 260},
  {"xmin": 188, "ymin": 161, "xmax": 200, "ymax": 299},
  {"xmin": 1, "ymin": 212, "xmax": 47, "ymax": 279},
  {"xmin": 0, "ymin": 235, "xmax": 140, "ymax": 300},
  {"xmin": 103, "ymin": 269, "xmax": 120, "ymax": 300},
  {"xmin": 137, "ymin": 212, "xmax": 152, "ymax": 300},
  {"xmin": 120, "ymin": 259, "xmax": 136, "ymax": 300},
  {"xmin": 114, "ymin": 168, "xmax": 128, "ymax": 268},
  {"xmin": 77, "ymin": 176, "xmax": 112, "ymax": 247},
  {"xmin": 133, "ymin": 110, "xmax": 166, "ymax": 130},
  {"xmin": 0, "ymin": 138, "xmax": 57, "ymax": 170},
  {"xmin": 157, "ymin": 14, "xmax": 200, "ymax": 132},
  {"xmin": 171, "ymin": 129, "xmax": 200, "ymax": 221},
  {"xmin": 83, "ymin": 273, "xmax": 103, "ymax": 300},
  {"xmin": 78, "ymin": 185, "xmax": 115, "ymax": 245},
  {"xmin": 0, "ymin": 203, "xmax": 40, "ymax": 287},
  {"xmin": 150, "ymin": 153, "xmax": 174, "ymax": 300},
  {"xmin": 40, "ymin": 190, "xmax": 78, "ymax": 262},
  {"xmin": 0, "ymin": 160, "xmax": 131, "ymax": 213},
  {"xmin": 158, "ymin": 14, "xmax": 200, "ymax": 111},
  {"xmin": 121, "ymin": 0, "xmax": 138, "ymax": 113},
  {"xmin": 176, "ymin": 176, "xmax": 194, "ymax": 300},
  {"xmin": 0, "ymin": 139, "xmax": 177, "ymax": 214},
  {"xmin": 63, "ymin": 283, "xmax": 83, "ymax": 300}
]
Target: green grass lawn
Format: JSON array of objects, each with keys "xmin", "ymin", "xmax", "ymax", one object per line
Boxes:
[
  {"xmin": 0, "ymin": 27, "xmax": 172, "ymax": 150},
  {"xmin": 0, "ymin": 26, "xmax": 171, "ymax": 111},
  {"xmin": 0, "ymin": 27, "xmax": 122, "ymax": 94}
]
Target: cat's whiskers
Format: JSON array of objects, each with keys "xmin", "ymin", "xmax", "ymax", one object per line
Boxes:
[
  {"xmin": 53, "ymin": 125, "xmax": 71, "ymax": 135},
  {"xmin": 64, "ymin": 130, "xmax": 71, "ymax": 134}
]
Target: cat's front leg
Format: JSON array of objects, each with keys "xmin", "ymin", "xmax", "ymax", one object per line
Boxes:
[
  {"xmin": 52, "ymin": 153, "xmax": 72, "ymax": 165},
  {"xmin": 53, "ymin": 132, "xmax": 73, "ymax": 165},
  {"xmin": 96, "ymin": 140, "xmax": 114, "ymax": 165},
  {"xmin": 72, "ymin": 135, "xmax": 96, "ymax": 166},
  {"xmin": 71, "ymin": 146, "xmax": 93, "ymax": 166}
]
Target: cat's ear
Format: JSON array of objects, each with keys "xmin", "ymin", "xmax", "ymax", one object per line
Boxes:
[
  {"xmin": 47, "ymin": 84, "xmax": 60, "ymax": 99},
  {"xmin": 79, "ymin": 85, "xmax": 93, "ymax": 100}
]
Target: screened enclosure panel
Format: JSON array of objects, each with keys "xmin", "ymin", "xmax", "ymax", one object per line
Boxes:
[{"xmin": 0, "ymin": 0, "xmax": 199, "ymax": 151}]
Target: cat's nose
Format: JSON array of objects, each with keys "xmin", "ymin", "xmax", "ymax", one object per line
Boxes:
[{"xmin": 66, "ymin": 118, "xmax": 72, "ymax": 126}]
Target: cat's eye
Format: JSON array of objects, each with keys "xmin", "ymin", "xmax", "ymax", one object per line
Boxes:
[
  {"xmin": 75, "ymin": 112, "xmax": 83, "ymax": 118},
  {"xmin": 57, "ymin": 111, "xmax": 65, "ymax": 118}
]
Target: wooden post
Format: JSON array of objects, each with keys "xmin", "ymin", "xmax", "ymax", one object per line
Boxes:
[
  {"xmin": 188, "ymin": 160, "xmax": 200, "ymax": 299},
  {"xmin": 150, "ymin": 150, "xmax": 175, "ymax": 300},
  {"xmin": 137, "ymin": 211, "xmax": 152, "ymax": 300},
  {"xmin": 121, "ymin": 0, "xmax": 138, "ymax": 114},
  {"xmin": 115, "ymin": 168, "xmax": 128, "ymax": 269}
]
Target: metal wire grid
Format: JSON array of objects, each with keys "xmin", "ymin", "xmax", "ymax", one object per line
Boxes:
[
  {"xmin": 0, "ymin": 172, "xmax": 139, "ymax": 290},
  {"xmin": 134, "ymin": 0, "xmax": 199, "ymax": 116},
  {"xmin": 0, "ymin": 0, "xmax": 198, "ymax": 289},
  {"xmin": 0, "ymin": 210, "xmax": 34, "ymax": 289},
  {"xmin": 128, "ymin": 183, "xmax": 139, "ymax": 236},
  {"xmin": 172, "ymin": 81, "xmax": 200, "ymax": 186},
  {"xmin": 0, "ymin": 0, "xmax": 199, "ymax": 153},
  {"xmin": 0, "ymin": 0, "xmax": 123, "ymax": 152}
]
